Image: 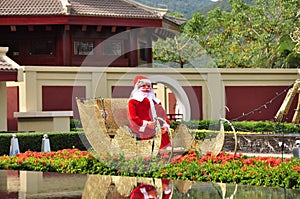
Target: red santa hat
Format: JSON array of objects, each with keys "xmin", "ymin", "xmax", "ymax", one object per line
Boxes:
[{"xmin": 133, "ymin": 75, "xmax": 152, "ymax": 88}]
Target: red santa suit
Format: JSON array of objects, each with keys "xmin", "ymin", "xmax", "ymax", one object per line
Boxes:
[
  {"xmin": 128, "ymin": 76, "xmax": 171, "ymax": 149},
  {"xmin": 129, "ymin": 181, "xmax": 172, "ymax": 199},
  {"xmin": 130, "ymin": 184, "xmax": 158, "ymax": 199}
]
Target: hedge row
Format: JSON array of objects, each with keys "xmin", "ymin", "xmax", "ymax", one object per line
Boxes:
[
  {"xmin": 72, "ymin": 119, "xmax": 300, "ymax": 134},
  {"xmin": 2, "ymin": 120, "xmax": 298, "ymax": 156},
  {"xmin": 0, "ymin": 132, "xmax": 90, "ymax": 156},
  {"xmin": 171, "ymin": 120, "xmax": 300, "ymax": 134}
]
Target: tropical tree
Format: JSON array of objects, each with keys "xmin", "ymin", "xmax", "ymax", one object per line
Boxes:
[
  {"xmin": 184, "ymin": 0, "xmax": 299, "ymax": 68},
  {"xmin": 152, "ymin": 34, "xmax": 216, "ymax": 68},
  {"xmin": 155, "ymin": 0, "xmax": 299, "ymax": 68}
]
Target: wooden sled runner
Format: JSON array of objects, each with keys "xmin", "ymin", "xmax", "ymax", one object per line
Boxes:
[{"xmin": 76, "ymin": 97, "xmax": 237, "ymax": 157}]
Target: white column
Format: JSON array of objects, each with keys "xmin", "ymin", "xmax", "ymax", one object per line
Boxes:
[
  {"xmin": 20, "ymin": 70, "xmax": 38, "ymax": 111},
  {"xmin": 93, "ymin": 71, "xmax": 106, "ymax": 98},
  {"xmin": 0, "ymin": 170, "xmax": 7, "ymax": 192},
  {"xmin": 20, "ymin": 171, "xmax": 43, "ymax": 193},
  {"xmin": 206, "ymin": 70, "xmax": 225, "ymax": 120}
]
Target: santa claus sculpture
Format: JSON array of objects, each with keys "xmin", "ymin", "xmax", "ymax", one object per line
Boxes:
[
  {"xmin": 128, "ymin": 75, "xmax": 171, "ymax": 149},
  {"xmin": 129, "ymin": 179, "xmax": 172, "ymax": 199}
]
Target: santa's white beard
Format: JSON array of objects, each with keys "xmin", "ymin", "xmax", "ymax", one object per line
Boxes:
[{"xmin": 130, "ymin": 88, "xmax": 160, "ymax": 104}]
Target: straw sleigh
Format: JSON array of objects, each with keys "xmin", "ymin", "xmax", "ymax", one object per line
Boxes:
[{"xmin": 76, "ymin": 97, "xmax": 236, "ymax": 158}]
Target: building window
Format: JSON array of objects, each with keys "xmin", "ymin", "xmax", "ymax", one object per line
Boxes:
[
  {"xmin": 74, "ymin": 41, "xmax": 94, "ymax": 55},
  {"xmin": 30, "ymin": 39, "xmax": 54, "ymax": 55},
  {"xmin": 102, "ymin": 41, "xmax": 122, "ymax": 56}
]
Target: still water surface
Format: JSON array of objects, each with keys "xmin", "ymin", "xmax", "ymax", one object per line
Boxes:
[{"xmin": 0, "ymin": 170, "xmax": 299, "ymax": 199}]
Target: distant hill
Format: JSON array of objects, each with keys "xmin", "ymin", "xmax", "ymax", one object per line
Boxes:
[
  {"xmin": 134, "ymin": 0, "xmax": 255, "ymax": 18},
  {"xmin": 198, "ymin": 0, "xmax": 232, "ymax": 15},
  {"xmin": 133, "ymin": 0, "xmax": 214, "ymax": 17}
]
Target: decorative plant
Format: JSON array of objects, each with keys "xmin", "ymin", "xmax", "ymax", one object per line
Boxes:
[{"xmin": 0, "ymin": 148, "xmax": 299, "ymax": 189}]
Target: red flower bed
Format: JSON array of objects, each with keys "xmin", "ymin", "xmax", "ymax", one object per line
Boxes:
[{"xmin": 0, "ymin": 149, "xmax": 299, "ymax": 189}]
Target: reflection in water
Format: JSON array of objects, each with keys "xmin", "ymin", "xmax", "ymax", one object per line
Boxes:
[
  {"xmin": 82, "ymin": 175, "xmax": 300, "ymax": 199},
  {"xmin": 82, "ymin": 175, "xmax": 172, "ymax": 199},
  {"xmin": 0, "ymin": 170, "xmax": 87, "ymax": 198},
  {"xmin": 0, "ymin": 170, "xmax": 300, "ymax": 198}
]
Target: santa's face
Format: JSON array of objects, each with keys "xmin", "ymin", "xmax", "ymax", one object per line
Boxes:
[{"xmin": 138, "ymin": 83, "xmax": 151, "ymax": 93}]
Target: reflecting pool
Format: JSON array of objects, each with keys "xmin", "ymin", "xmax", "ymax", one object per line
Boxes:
[{"xmin": 0, "ymin": 170, "xmax": 299, "ymax": 198}]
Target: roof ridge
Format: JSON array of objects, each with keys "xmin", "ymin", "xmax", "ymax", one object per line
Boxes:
[
  {"xmin": 122, "ymin": 0, "xmax": 168, "ymax": 17},
  {"xmin": 0, "ymin": 0, "xmax": 167, "ymax": 18}
]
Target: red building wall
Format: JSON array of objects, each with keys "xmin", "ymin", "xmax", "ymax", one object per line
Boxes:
[
  {"xmin": 225, "ymin": 86, "xmax": 296, "ymax": 122},
  {"xmin": 42, "ymin": 86, "xmax": 86, "ymax": 119},
  {"xmin": 168, "ymin": 93, "xmax": 176, "ymax": 114},
  {"xmin": 183, "ymin": 86, "xmax": 202, "ymax": 120},
  {"xmin": 0, "ymin": 25, "xmax": 133, "ymax": 67},
  {"xmin": 111, "ymin": 86, "xmax": 132, "ymax": 98},
  {"xmin": 7, "ymin": 84, "xmax": 297, "ymax": 131},
  {"xmin": 7, "ymin": 86, "xmax": 18, "ymax": 131}
]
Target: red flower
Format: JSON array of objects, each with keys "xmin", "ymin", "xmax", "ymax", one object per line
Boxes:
[
  {"xmin": 292, "ymin": 166, "xmax": 300, "ymax": 173},
  {"xmin": 242, "ymin": 166, "xmax": 247, "ymax": 172},
  {"xmin": 243, "ymin": 158, "xmax": 254, "ymax": 165}
]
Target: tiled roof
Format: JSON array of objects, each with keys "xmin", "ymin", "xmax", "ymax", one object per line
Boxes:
[
  {"xmin": 0, "ymin": 0, "xmax": 65, "ymax": 15},
  {"xmin": 0, "ymin": 47, "xmax": 19, "ymax": 71},
  {"xmin": 0, "ymin": 0, "xmax": 166, "ymax": 18},
  {"xmin": 164, "ymin": 15, "xmax": 187, "ymax": 26},
  {"xmin": 0, "ymin": 58, "xmax": 18, "ymax": 71}
]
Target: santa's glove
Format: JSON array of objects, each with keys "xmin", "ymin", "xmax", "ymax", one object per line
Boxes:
[{"xmin": 161, "ymin": 126, "xmax": 169, "ymax": 134}]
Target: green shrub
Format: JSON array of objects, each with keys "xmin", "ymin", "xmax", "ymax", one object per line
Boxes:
[
  {"xmin": 0, "ymin": 132, "xmax": 90, "ymax": 156},
  {"xmin": 172, "ymin": 120, "xmax": 300, "ymax": 134},
  {"xmin": 70, "ymin": 119, "xmax": 83, "ymax": 131}
]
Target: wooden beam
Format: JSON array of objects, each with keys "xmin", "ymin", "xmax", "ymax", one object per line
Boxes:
[
  {"xmin": 0, "ymin": 16, "xmax": 163, "ymax": 27},
  {"xmin": 10, "ymin": 25, "xmax": 16, "ymax": 31},
  {"xmin": 129, "ymin": 31, "xmax": 138, "ymax": 66},
  {"xmin": 0, "ymin": 71, "xmax": 18, "ymax": 81},
  {"xmin": 62, "ymin": 29, "xmax": 71, "ymax": 65},
  {"xmin": 111, "ymin": 26, "xmax": 117, "ymax": 33},
  {"xmin": 28, "ymin": 26, "xmax": 34, "ymax": 31},
  {"xmin": 64, "ymin": 25, "xmax": 70, "ymax": 31},
  {"xmin": 96, "ymin": 25, "xmax": 102, "ymax": 32},
  {"xmin": 81, "ymin": 25, "xmax": 87, "ymax": 32},
  {"xmin": 45, "ymin": 25, "xmax": 52, "ymax": 31}
]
